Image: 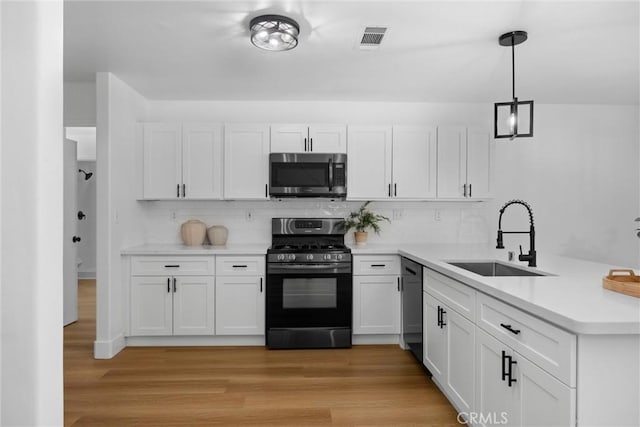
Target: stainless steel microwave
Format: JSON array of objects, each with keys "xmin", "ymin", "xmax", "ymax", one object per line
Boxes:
[{"xmin": 269, "ymin": 153, "xmax": 347, "ymax": 198}]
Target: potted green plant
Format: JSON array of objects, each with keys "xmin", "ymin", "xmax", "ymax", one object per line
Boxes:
[{"xmin": 344, "ymin": 201, "xmax": 390, "ymax": 246}]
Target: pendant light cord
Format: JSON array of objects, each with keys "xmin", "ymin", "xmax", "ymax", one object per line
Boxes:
[{"xmin": 511, "ymin": 34, "xmax": 516, "ymax": 100}]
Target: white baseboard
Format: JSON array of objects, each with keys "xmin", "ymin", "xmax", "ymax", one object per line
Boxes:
[
  {"xmin": 94, "ymin": 334, "xmax": 125, "ymax": 359},
  {"xmin": 78, "ymin": 271, "xmax": 96, "ymax": 279},
  {"xmin": 126, "ymin": 335, "xmax": 266, "ymax": 347},
  {"xmin": 352, "ymin": 334, "xmax": 401, "ymax": 345}
]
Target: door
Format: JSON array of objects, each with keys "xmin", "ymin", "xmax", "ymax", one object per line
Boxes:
[
  {"xmin": 224, "ymin": 124, "xmax": 270, "ymax": 199},
  {"xmin": 63, "ymin": 139, "xmax": 79, "ymax": 326},
  {"xmin": 446, "ymin": 308, "xmax": 475, "ymax": 414},
  {"xmin": 347, "ymin": 126, "xmax": 392, "ymax": 200},
  {"xmin": 436, "ymin": 125, "xmax": 467, "ymax": 198},
  {"xmin": 392, "ymin": 126, "xmax": 437, "ymax": 199},
  {"xmin": 466, "ymin": 127, "xmax": 493, "ymax": 199},
  {"xmin": 309, "ymin": 125, "xmax": 347, "ymax": 153},
  {"xmin": 353, "ymin": 275, "xmax": 401, "ymax": 334},
  {"xmin": 173, "ymin": 276, "xmax": 215, "ymax": 335},
  {"xmin": 182, "ymin": 123, "xmax": 223, "ymax": 199},
  {"xmin": 216, "ymin": 276, "xmax": 265, "ymax": 335},
  {"xmin": 423, "ymin": 293, "xmax": 446, "ymax": 380},
  {"xmin": 130, "ymin": 276, "xmax": 173, "ymax": 336},
  {"xmin": 270, "ymin": 124, "xmax": 308, "ymax": 152},
  {"xmin": 142, "ymin": 123, "xmax": 182, "ymax": 199}
]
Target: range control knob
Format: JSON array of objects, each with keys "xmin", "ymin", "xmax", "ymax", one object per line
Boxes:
[
  {"xmin": 306, "ymin": 254, "xmax": 314, "ymax": 261},
  {"xmin": 288, "ymin": 254, "xmax": 296, "ymax": 261},
  {"xmin": 337, "ymin": 254, "xmax": 343, "ymax": 260},
  {"xmin": 277, "ymin": 254, "xmax": 285, "ymax": 261},
  {"xmin": 324, "ymin": 254, "xmax": 332, "ymax": 260}
]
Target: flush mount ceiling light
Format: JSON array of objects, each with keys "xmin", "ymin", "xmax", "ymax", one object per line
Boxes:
[
  {"xmin": 494, "ymin": 30, "xmax": 534, "ymax": 139},
  {"xmin": 250, "ymin": 14, "xmax": 299, "ymax": 52}
]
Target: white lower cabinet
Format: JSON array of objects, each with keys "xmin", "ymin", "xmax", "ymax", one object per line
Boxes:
[
  {"xmin": 353, "ymin": 275, "xmax": 401, "ymax": 334},
  {"xmin": 215, "ymin": 276, "xmax": 264, "ymax": 335},
  {"xmin": 475, "ymin": 327, "xmax": 575, "ymax": 427},
  {"xmin": 130, "ymin": 275, "xmax": 215, "ymax": 336},
  {"xmin": 423, "ymin": 291, "xmax": 475, "ymax": 414}
]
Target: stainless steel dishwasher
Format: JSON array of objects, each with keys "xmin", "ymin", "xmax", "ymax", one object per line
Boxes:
[{"xmin": 401, "ymin": 257, "xmax": 423, "ymax": 364}]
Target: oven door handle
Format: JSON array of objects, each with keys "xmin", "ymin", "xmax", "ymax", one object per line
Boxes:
[{"xmin": 268, "ymin": 263, "xmax": 351, "ymax": 275}]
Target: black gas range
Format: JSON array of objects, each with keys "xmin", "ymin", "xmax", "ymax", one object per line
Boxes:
[{"xmin": 266, "ymin": 218, "xmax": 352, "ymax": 349}]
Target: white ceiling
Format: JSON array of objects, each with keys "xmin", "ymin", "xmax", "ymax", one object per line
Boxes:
[{"xmin": 64, "ymin": 0, "xmax": 640, "ymax": 104}]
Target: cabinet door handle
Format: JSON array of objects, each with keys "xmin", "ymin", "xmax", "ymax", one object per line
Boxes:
[
  {"xmin": 304, "ymin": 137, "xmax": 307, "ymax": 152},
  {"xmin": 310, "ymin": 138, "xmax": 313, "ymax": 152},
  {"xmin": 397, "ymin": 277, "xmax": 400, "ymax": 292},
  {"xmin": 437, "ymin": 306, "xmax": 442, "ymax": 327},
  {"xmin": 394, "ymin": 183, "xmax": 397, "ymax": 197},
  {"xmin": 173, "ymin": 277, "xmax": 177, "ymax": 293},
  {"xmin": 265, "ymin": 184, "xmax": 268, "ymax": 198},
  {"xmin": 164, "ymin": 265, "xmax": 180, "ymax": 268},
  {"xmin": 388, "ymin": 184, "xmax": 391, "ymax": 197},
  {"xmin": 501, "ymin": 350, "xmax": 508, "ymax": 382},
  {"xmin": 182, "ymin": 184, "xmax": 186, "ymax": 198},
  {"xmin": 440, "ymin": 307, "xmax": 446, "ymax": 328},
  {"xmin": 177, "ymin": 184, "xmax": 180, "ymax": 198},
  {"xmin": 463, "ymin": 183, "xmax": 467, "ymax": 197},
  {"xmin": 500, "ymin": 323, "xmax": 521, "ymax": 335},
  {"xmin": 508, "ymin": 357, "xmax": 518, "ymax": 387},
  {"xmin": 469, "ymin": 183, "xmax": 472, "ymax": 198},
  {"xmin": 167, "ymin": 278, "xmax": 171, "ymax": 293},
  {"xmin": 260, "ymin": 278, "xmax": 263, "ymax": 293}
]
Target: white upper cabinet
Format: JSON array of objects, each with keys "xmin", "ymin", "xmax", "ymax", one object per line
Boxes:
[
  {"xmin": 224, "ymin": 124, "xmax": 270, "ymax": 200},
  {"xmin": 271, "ymin": 124, "xmax": 346, "ymax": 153},
  {"xmin": 348, "ymin": 125, "xmax": 436, "ymax": 200},
  {"xmin": 347, "ymin": 125, "xmax": 393, "ymax": 200},
  {"xmin": 437, "ymin": 125, "xmax": 493, "ymax": 199},
  {"xmin": 392, "ymin": 125, "xmax": 437, "ymax": 199},
  {"xmin": 140, "ymin": 123, "xmax": 222, "ymax": 200},
  {"xmin": 181, "ymin": 124, "xmax": 223, "ymax": 199}
]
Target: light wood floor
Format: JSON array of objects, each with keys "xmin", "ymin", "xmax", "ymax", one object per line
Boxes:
[{"xmin": 64, "ymin": 280, "xmax": 460, "ymax": 426}]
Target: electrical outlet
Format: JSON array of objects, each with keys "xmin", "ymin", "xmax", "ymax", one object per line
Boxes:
[
  {"xmin": 434, "ymin": 209, "xmax": 442, "ymax": 221},
  {"xmin": 245, "ymin": 210, "xmax": 254, "ymax": 222},
  {"xmin": 392, "ymin": 209, "xmax": 403, "ymax": 221}
]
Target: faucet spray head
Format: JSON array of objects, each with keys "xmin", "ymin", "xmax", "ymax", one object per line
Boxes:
[{"xmin": 496, "ymin": 230, "xmax": 504, "ymax": 249}]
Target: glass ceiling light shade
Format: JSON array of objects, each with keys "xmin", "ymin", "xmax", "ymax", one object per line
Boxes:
[
  {"xmin": 250, "ymin": 14, "xmax": 300, "ymax": 52},
  {"xmin": 494, "ymin": 31, "xmax": 534, "ymax": 140}
]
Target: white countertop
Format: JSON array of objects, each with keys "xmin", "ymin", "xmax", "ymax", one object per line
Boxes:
[
  {"xmin": 355, "ymin": 243, "xmax": 640, "ymax": 335},
  {"xmin": 122, "ymin": 242, "xmax": 640, "ymax": 335},
  {"xmin": 121, "ymin": 243, "xmax": 268, "ymax": 256}
]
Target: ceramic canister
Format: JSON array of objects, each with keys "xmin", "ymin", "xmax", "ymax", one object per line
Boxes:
[
  {"xmin": 180, "ymin": 220, "xmax": 207, "ymax": 246},
  {"xmin": 207, "ymin": 225, "xmax": 229, "ymax": 246}
]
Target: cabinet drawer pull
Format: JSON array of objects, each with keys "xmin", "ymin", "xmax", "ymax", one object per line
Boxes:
[
  {"xmin": 164, "ymin": 265, "xmax": 180, "ymax": 268},
  {"xmin": 370, "ymin": 264, "xmax": 386, "ymax": 268},
  {"xmin": 232, "ymin": 264, "xmax": 248, "ymax": 268},
  {"xmin": 500, "ymin": 323, "xmax": 521, "ymax": 335}
]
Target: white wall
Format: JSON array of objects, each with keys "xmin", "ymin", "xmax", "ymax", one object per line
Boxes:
[
  {"xmin": 0, "ymin": 1, "xmax": 64, "ymax": 424},
  {"xmin": 95, "ymin": 73, "xmax": 148, "ymax": 358},
  {"xmin": 64, "ymin": 80, "xmax": 96, "ymax": 126},
  {"xmin": 78, "ymin": 160, "xmax": 97, "ymax": 277},
  {"xmin": 489, "ymin": 104, "xmax": 640, "ymax": 268}
]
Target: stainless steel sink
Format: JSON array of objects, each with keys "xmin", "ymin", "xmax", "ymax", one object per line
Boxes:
[{"xmin": 447, "ymin": 261, "xmax": 548, "ymax": 277}]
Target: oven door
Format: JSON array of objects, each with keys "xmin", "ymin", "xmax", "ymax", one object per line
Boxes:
[
  {"xmin": 269, "ymin": 153, "xmax": 346, "ymax": 198},
  {"xmin": 266, "ymin": 263, "xmax": 352, "ymax": 348}
]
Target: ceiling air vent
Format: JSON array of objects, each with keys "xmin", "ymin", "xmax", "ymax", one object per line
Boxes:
[{"xmin": 359, "ymin": 26, "xmax": 387, "ymax": 50}]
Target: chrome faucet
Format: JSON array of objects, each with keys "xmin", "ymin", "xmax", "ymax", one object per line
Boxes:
[{"xmin": 496, "ymin": 200, "xmax": 536, "ymax": 267}]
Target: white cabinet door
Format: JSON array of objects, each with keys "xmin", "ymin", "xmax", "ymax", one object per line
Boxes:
[
  {"xmin": 423, "ymin": 292, "xmax": 447, "ymax": 380},
  {"xmin": 224, "ymin": 124, "xmax": 270, "ymax": 200},
  {"xmin": 353, "ymin": 275, "xmax": 401, "ymax": 334},
  {"xmin": 392, "ymin": 126, "xmax": 437, "ymax": 199},
  {"xmin": 446, "ymin": 308, "xmax": 475, "ymax": 414},
  {"xmin": 270, "ymin": 124, "xmax": 308, "ymax": 153},
  {"xmin": 519, "ymin": 351, "xmax": 576, "ymax": 427},
  {"xmin": 182, "ymin": 124, "xmax": 223, "ymax": 200},
  {"xmin": 309, "ymin": 125, "xmax": 347, "ymax": 153},
  {"xmin": 475, "ymin": 328, "xmax": 520, "ymax": 427},
  {"xmin": 215, "ymin": 276, "xmax": 265, "ymax": 335},
  {"xmin": 130, "ymin": 276, "xmax": 173, "ymax": 336},
  {"xmin": 172, "ymin": 276, "xmax": 215, "ymax": 336},
  {"xmin": 142, "ymin": 123, "xmax": 182, "ymax": 199},
  {"xmin": 347, "ymin": 126, "xmax": 393, "ymax": 200},
  {"xmin": 466, "ymin": 127, "xmax": 493, "ymax": 199},
  {"xmin": 436, "ymin": 125, "xmax": 467, "ymax": 199}
]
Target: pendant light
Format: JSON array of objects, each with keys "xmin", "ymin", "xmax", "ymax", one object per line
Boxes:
[
  {"xmin": 494, "ymin": 31, "xmax": 534, "ymax": 139},
  {"xmin": 250, "ymin": 15, "xmax": 300, "ymax": 52}
]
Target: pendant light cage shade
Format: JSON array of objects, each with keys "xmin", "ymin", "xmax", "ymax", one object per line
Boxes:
[
  {"xmin": 250, "ymin": 15, "xmax": 299, "ymax": 51},
  {"xmin": 494, "ymin": 30, "xmax": 534, "ymax": 139}
]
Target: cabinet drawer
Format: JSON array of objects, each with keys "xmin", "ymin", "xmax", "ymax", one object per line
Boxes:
[
  {"xmin": 424, "ymin": 268, "xmax": 476, "ymax": 321},
  {"xmin": 476, "ymin": 292, "xmax": 576, "ymax": 387},
  {"xmin": 131, "ymin": 256, "xmax": 214, "ymax": 276},
  {"xmin": 216, "ymin": 255, "xmax": 265, "ymax": 276},
  {"xmin": 353, "ymin": 255, "xmax": 400, "ymax": 275}
]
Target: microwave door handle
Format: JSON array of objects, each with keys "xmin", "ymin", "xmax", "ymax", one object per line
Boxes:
[{"xmin": 328, "ymin": 158, "xmax": 333, "ymax": 191}]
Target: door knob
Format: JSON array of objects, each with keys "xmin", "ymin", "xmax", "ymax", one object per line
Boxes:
[
  {"xmin": 72, "ymin": 236, "xmax": 81, "ymax": 243},
  {"xmin": 77, "ymin": 211, "xmax": 86, "ymax": 220}
]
